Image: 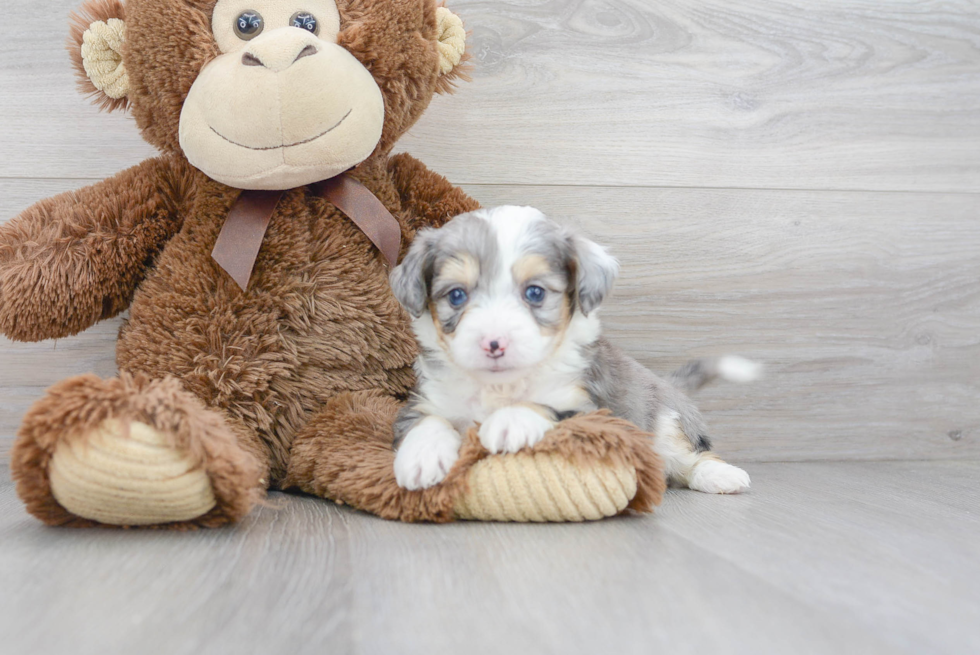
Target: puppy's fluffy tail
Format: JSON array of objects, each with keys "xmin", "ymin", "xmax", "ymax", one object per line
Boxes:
[{"xmin": 668, "ymin": 356, "xmax": 762, "ymax": 393}]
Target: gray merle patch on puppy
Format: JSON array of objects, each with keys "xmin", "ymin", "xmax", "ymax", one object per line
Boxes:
[{"xmin": 389, "ymin": 205, "xmax": 760, "ymax": 492}]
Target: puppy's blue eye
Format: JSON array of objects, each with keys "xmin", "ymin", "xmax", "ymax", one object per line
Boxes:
[
  {"xmin": 524, "ymin": 285, "xmax": 546, "ymax": 304},
  {"xmin": 448, "ymin": 288, "xmax": 468, "ymax": 307}
]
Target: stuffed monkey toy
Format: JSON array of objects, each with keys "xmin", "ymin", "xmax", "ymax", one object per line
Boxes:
[{"xmin": 2, "ymin": 0, "xmax": 663, "ymax": 527}]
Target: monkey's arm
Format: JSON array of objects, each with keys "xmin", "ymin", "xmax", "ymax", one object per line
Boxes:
[
  {"xmin": 388, "ymin": 153, "xmax": 480, "ymax": 233},
  {"xmin": 0, "ymin": 155, "xmax": 194, "ymax": 342}
]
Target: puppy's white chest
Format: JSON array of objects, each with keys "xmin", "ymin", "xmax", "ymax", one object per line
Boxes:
[{"xmin": 478, "ymin": 380, "xmax": 530, "ymax": 414}]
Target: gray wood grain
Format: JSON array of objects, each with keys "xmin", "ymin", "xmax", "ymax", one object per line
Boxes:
[
  {"xmin": 0, "ymin": 441, "xmax": 9, "ymax": 483},
  {"xmin": 399, "ymin": 0, "xmax": 980, "ymax": 191},
  {"xmin": 2, "ymin": 1, "xmax": 979, "ymax": 190},
  {"xmin": 1, "ymin": 461, "xmax": 978, "ymax": 654},
  {"xmin": 0, "ymin": 2, "xmax": 154, "ymax": 180},
  {"xmin": 467, "ymin": 184, "xmax": 980, "ymax": 463},
  {"xmin": 0, "ymin": 487, "xmax": 354, "ymax": 654},
  {"xmin": 654, "ymin": 460, "xmax": 980, "ymax": 655},
  {"xmin": 343, "ymin": 500, "xmax": 895, "ymax": 655},
  {"xmin": 3, "ymin": 179, "xmax": 977, "ymax": 462},
  {"xmin": 3, "ymin": 3, "xmax": 979, "ymax": 654}
]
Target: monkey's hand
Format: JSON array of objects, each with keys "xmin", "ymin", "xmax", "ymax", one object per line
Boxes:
[{"xmin": 0, "ymin": 155, "xmax": 193, "ymax": 342}]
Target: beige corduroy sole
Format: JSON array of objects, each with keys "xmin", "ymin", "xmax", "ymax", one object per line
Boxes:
[
  {"xmin": 48, "ymin": 419, "xmax": 217, "ymax": 526},
  {"xmin": 453, "ymin": 452, "xmax": 637, "ymax": 522}
]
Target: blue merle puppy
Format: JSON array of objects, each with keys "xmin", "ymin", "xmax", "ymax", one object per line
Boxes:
[{"xmin": 388, "ymin": 205, "xmax": 759, "ymax": 492}]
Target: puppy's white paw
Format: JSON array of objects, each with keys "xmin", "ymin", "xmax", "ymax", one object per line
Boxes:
[
  {"xmin": 394, "ymin": 418, "xmax": 462, "ymax": 490},
  {"xmin": 478, "ymin": 406, "xmax": 555, "ymax": 454},
  {"xmin": 689, "ymin": 460, "xmax": 751, "ymax": 494}
]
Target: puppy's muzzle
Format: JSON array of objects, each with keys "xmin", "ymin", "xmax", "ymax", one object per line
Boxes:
[{"xmin": 481, "ymin": 337, "xmax": 508, "ymax": 359}]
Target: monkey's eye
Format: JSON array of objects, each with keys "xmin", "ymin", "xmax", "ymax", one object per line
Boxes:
[
  {"xmin": 234, "ymin": 11, "xmax": 264, "ymax": 40},
  {"xmin": 524, "ymin": 285, "xmax": 546, "ymax": 304},
  {"xmin": 447, "ymin": 288, "xmax": 468, "ymax": 307},
  {"xmin": 290, "ymin": 12, "xmax": 319, "ymax": 35}
]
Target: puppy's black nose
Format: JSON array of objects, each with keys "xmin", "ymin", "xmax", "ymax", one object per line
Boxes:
[{"xmin": 481, "ymin": 337, "xmax": 509, "ymax": 356}]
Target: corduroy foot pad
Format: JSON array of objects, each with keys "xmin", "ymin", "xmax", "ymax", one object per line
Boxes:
[
  {"xmin": 453, "ymin": 450, "xmax": 639, "ymax": 522},
  {"xmin": 49, "ymin": 419, "xmax": 217, "ymax": 525},
  {"xmin": 286, "ymin": 391, "xmax": 666, "ymax": 523},
  {"xmin": 11, "ymin": 372, "xmax": 263, "ymax": 529}
]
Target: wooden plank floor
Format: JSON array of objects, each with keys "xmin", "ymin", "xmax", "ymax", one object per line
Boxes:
[
  {"xmin": 2, "ymin": 460, "xmax": 978, "ymax": 655},
  {"xmin": 1, "ymin": 0, "xmax": 978, "ymax": 459},
  {"xmin": 1, "ymin": 1, "xmax": 979, "ymax": 653},
  {"xmin": 4, "ymin": 1, "xmax": 980, "ymax": 191}
]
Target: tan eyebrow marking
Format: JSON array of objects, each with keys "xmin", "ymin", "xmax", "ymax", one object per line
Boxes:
[
  {"xmin": 511, "ymin": 254, "xmax": 553, "ymax": 285},
  {"xmin": 433, "ymin": 253, "xmax": 479, "ymax": 292}
]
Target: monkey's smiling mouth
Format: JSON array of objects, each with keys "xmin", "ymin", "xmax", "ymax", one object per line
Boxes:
[{"xmin": 210, "ymin": 109, "xmax": 352, "ymax": 151}]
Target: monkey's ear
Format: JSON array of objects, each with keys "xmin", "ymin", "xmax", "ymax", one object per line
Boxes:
[
  {"xmin": 68, "ymin": 0, "xmax": 130, "ymax": 112},
  {"xmin": 433, "ymin": 6, "xmax": 468, "ymax": 93}
]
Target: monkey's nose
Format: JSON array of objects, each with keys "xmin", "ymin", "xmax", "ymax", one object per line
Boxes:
[{"xmin": 241, "ymin": 41, "xmax": 319, "ymax": 72}]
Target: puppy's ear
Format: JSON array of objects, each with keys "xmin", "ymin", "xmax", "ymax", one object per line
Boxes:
[
  {"xmin": 390, "ymin": 231, "xmax": 436, "ymax": 318},
  {"xmin": 570, "ymin": 234, "xmax": 619, "ymax": 315}
]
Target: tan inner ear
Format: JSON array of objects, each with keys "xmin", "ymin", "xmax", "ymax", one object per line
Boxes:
[
  {"xmin": 435, "ymin": 7, "xmax": 466, "ymax": 75},
  {"xmin": 81, "ymin": 18, "xmax": 129, "ymax": 99}
]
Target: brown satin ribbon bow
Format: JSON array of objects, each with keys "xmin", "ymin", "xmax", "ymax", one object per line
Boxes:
[{"xmin": 211, "ymin": 173, "xmax": 402, "ymax": 291}]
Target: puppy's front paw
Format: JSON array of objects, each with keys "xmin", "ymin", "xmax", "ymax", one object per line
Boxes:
[
  {"xmin": 689, "ymin": 460, "xmax": 751, "ymax": 494},
  {"xmin": 394, "ymin": 418, "xmax": 462, "ymax": 490},
  {"xmin": 478, "ymin": 406, "xmax": 555, "ymax": 454}
]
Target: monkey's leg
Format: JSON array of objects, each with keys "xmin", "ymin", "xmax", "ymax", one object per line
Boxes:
[
  {"xmin": 10, "ymin": 373, "xmax": 265, "ymax": 528},
  {"xmin": 283, "ymin": 389, "xmax": 460, "ymax": 522}
]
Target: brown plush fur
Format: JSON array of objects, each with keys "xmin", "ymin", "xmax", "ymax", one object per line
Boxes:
[
  {"xmin": 0, "ymin": 154, "xmax": 194, "ymax": 341},
  {"xmin": 5, "ymin": 0, "xmax": 660, "ymax": 527},
  {"xmin": 119, "ymin": 0, "xmax": 455, "ymax": 157},
  {"xmin": 12, "ymin": 372, "xmax": 263, "ymax": 528}
]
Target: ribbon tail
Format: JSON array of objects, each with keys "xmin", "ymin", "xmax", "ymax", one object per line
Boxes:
[
  {"xmin": 316, "ymin": 175, "xmax": 402, "ymax": 268},
  {"xmin": 211, "ymin": 189, "xmax": 284, "ymax": 291}
]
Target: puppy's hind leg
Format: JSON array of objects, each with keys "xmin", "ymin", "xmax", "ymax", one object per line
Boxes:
[{"xmin": 652, "ymin": 411, "xmax": 750, "ymax": 494}]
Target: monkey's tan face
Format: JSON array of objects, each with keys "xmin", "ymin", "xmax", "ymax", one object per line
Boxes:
[{"xmin": 178, "ymin": 0, "xmax": 385, "ymax": 190}]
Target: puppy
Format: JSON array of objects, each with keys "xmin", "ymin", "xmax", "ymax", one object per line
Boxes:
[{"xmin": 389, "ymin": 205, "xmax": 757, "ymax": 493}]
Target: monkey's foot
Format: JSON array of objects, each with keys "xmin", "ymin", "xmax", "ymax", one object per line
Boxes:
[
  {"xmin": 49, "ymin": 419, "xmax": 217, "ymax": 525},
  {"xmin": 11, "ymin": 373, "xmax": 263, "ymax": 528}
]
